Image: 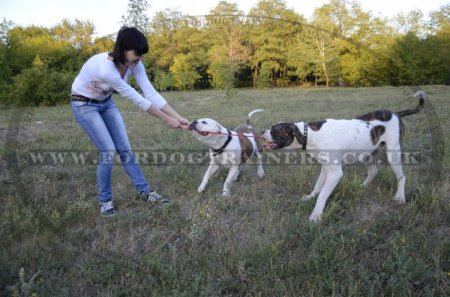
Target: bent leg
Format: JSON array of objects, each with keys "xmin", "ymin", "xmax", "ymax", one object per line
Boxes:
[
  {"xmin": 362, "ymin": 162, "xmax": 378, "ymax": 187},
  {"xmin": 303, "ymin": 166, "xmax": 327, "ymax": 201},
  {"xmin": 309, "ymin": 167, "xmax": 343, "ymax": 223},
  {"xmin": 102, "ymin": 100, "xmax": 150, "ymax": 194}
]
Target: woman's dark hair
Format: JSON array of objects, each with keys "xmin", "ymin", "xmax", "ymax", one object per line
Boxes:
[{"xmin": 109, "ymin": 26, "xmax": 149, "ymax": 65}]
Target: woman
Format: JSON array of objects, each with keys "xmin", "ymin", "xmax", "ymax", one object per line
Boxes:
[{"xmin": 71, "ymin": 26, "xmax": 189, "ymax": 216}]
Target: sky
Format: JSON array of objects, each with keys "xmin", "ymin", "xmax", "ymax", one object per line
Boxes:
[{"xmin": 1, "ymin": 0, "xmax": 448, "ymax": 37}]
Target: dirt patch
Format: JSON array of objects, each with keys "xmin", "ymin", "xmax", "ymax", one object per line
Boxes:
[{"xmin": 355, "ymin": 199, "xmax": 391, "ymax": 222}]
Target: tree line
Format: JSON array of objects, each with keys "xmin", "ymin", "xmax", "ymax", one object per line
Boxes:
[{"xmin": 0, "ymin": 0, "xmax": 449, "ymax": 106}]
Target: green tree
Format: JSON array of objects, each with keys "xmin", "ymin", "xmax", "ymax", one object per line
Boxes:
[
  {"xmin": 90, "ymin": 36, "xmax": 115, "ymax": 55},
  {"xmin": 205, "ymin": 1, "xmax": 249, "ymax": 90},
  {"xmin": 310, "ymin": 0, "xmax": 357, "ymax": 86},
  {"xmin": 153, "ymin": 70, "xmax": 176, "ymax": 91},
  {"xmin": 256, "ymin": 61, "xmax": 276, "ymax": 88},
  {"xmin": 208, "ymin": 52, "xmax": 236, "ymax": 90},
  {"xmin": 0, "ymin": 19, "xmax": 14, "ymax": 84},
  {"xmin": 286, "ymin": 33, "xmax": 315, "ymax": 85},
  {"xmin": 207, "ymin": 2, "xmax": 250, "ymax": 65},
  {"xmin": 337, "ymin": 4, "xmax": 393, "ymax": 86},
  {"xmin": 149, "ymin": 9, "xmax": 209, "ymax": 88},
  {"xmin": 390, "ymin": 30, "xmax": 449, "ymax": 85},
  {"xmin": 4, "ymin": 57, "xmax": 73, "ymax": 106},
  {"xmin": 248, "ymin": 0, "xmax": 303, "ymax": 87},
  {"xmin": 0, "ymin": 18, "xmax": 14, "ymax": 44},
  {"xmin": 429, "ymin": 4, "xmax": 450, "ymax": 35},
  {"xmin": 7, "ymin": 26, "xmax": 77, "ymax": 74},
  {"xmin": 0, "ymin": 44, "xmax": 11, "ymax": 83},
  {"xmin": 307, "ymin": 0, "xmax": 394, "ymax": 87},
  {"xmin": 53, "ymin": 19, "xmax": 95, "ymax": 59},
  {"xmin": 170, "ymin": 53, "xmax": 201, "ymax": 90},
  {"xmin": 149, "ymin": 10, "xmax": 186, "ymax": 71},
  {"xmin": 392, "ymin": 10, "xmax": 426, "ymax": 36},
  {"xmin": 429, "ymin": 4, "xmax": 450, "ymax": 84},
  {"xmin": 0, "ymin": 24, "xmax": 79, "ymax": 106},
  {"xmin": 122, "ymin": 0, "xmax": 150, "ymax": 33}
]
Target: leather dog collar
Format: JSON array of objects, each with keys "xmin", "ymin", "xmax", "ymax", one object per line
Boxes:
[
  {"xmin": 302, "ymin": 123, "xmax": 308, "ymax": 150},
  {"xmin": 211, "ymin": 129, "xmax": 233, "ymax": 156}
]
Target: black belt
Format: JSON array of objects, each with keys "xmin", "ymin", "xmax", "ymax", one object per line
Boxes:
[{"xmin": 70, "ymin": 95, "xmax": 111, "ymax": 104}]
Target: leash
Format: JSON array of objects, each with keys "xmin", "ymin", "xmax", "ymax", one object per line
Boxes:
[{"xmin": 204, "ymin": 130, "xmax": 266, "ymax": 140}]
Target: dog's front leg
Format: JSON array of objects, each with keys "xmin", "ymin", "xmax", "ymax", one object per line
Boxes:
[
  {"xmin": 222, "ymin": 165, "xmax": 240, "ymax": 196},
  {"xmin": 256, "ymin": 151, "xmax": 265, "ymax": 178},
  {"xmin": 309, "ymin": 167, "xmax": 343, "ymax": 223},
  {"xmin": 198, "ymin": 163, "xmax": 220, "ymax": 193},
  {"xmin": 302, "ymin": 166, "xmax": 327, "ymax": 201}
]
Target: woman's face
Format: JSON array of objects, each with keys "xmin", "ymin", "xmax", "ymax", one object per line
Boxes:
[{"xmin": 124, "ymin": 50, "xmax": 142, "ymax": 67}]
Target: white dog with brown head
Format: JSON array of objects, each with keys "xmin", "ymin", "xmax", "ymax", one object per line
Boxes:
[
  {"xmin": 262, "ymin": 92, "xmax": 425, "ymax": 223},
  {"xmin": 189, "ymin": 109, "xmax": 264, "ymax": 196}
]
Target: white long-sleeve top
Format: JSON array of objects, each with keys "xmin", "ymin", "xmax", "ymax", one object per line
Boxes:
[{"xmin": 71, "ymin": 52, "xmax": 167, "ymax": 111}]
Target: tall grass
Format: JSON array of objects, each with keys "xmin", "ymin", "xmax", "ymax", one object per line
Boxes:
[{"xmin": 1, "ymin": 86, "xmax": 449, "ymax": 296}]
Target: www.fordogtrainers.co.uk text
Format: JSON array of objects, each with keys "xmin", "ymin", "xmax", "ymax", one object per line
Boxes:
[{"xmin": 22, "ymin": 149, "xmax": 425, "ymax": 166}]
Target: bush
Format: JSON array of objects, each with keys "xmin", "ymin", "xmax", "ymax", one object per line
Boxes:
[
  {"xmin": 2, "ymin": 64, "xmax": 75, "ymax": 106},
  {"xmin": 255, "ymin": 63, "xmax": 272, "ymax": 88},
  {"xmin": 208, "ymin": 60, "xmax": 235, "ymax": 90},
  {"xmin": 154, "ymin": 70, "xmax": 176, "ymax": 91}
]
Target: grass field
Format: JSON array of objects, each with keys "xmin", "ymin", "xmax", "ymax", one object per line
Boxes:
[{"xmin": 1, "ymin": 86, "xmax": 449, "ymax": 296}]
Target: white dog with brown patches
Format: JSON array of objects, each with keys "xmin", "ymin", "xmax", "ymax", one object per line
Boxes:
[
  {"xmin": 263, "ymin": 92, "xmax": 425, "ymax": 223},
  {"xmin": 189, "ymin": 109, "xmax": 264, "ymax": 196}
]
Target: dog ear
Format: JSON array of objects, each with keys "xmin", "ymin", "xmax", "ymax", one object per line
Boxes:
[{"xmin": 288, "ymin": 123, "xmax": 304, "ymax": 145}]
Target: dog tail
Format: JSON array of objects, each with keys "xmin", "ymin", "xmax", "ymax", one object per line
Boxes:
[
  {"xmin": 247, "ymin": 109, "xmax": 264, "ymax": 125},
  {"xmin": 396, "ymin": 91, "xmax": 425, "ymax": 118}
]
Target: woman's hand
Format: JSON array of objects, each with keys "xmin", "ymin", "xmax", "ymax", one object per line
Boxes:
[
  {"xmin": 160, "ymin": 104, "xmax": 190, "ymax": 129},
  {"xmin": 147, "ymin": 104, "xmax": 190, "ymax": 129},
  {"xmin": 177, "ymin": 116, "xmax": 190, "ymax": 130},
  {"xmin": 164, "ymin": 117, "xmax": 182, "ymax": 129}
]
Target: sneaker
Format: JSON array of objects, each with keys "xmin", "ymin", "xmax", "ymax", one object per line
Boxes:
[
  {"xmin": 100, "ymin": 201, "xmax": 117, "ymax": 217},
  {"xmin": 140, "ymin": 191, "xmax": 170, "ymax": 204}
]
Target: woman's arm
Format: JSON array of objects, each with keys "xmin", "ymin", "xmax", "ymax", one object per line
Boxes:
[
  {"xmin": 133, "ymin": 63, "xmax": 189, "ymax": 128},
  {"xmin": 160, "ymin": 104, "xmax": 190, "ymax": 127},
  {"xmin": 146, "ymin": 104, "xmax": 181, "ymax": 129}
]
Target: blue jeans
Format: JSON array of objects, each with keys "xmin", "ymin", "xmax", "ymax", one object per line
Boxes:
[{"xmin": 71, "ymin": 98, "xmax": 151, "ymax": 203}]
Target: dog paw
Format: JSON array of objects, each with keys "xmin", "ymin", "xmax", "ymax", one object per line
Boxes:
[
  {"xmin": 301, "ymin": 194, "xmax": 314, "ymax": 201},
  {"xmin": 198, "ymin": 186, "xmax": 205, "ymax": 193},
  {"xmin": 257, "ymin": 170, "xmax": 265, "ymax": 178},
  {"xmin": 393, "ymin": 195, "xmax": 406, "ymax": 204},
  {"xmin": 222, "ymin": 191, "xmax": 230, "ymax": 197},
  {"xmin": 308, "ymin": 213, "xmax": 322, "ymax": 223}
]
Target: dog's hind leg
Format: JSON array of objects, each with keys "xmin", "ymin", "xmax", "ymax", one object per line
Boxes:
[
  {"xmin": 363, "ymin": 143, "xmax": 384, "ymax": 187},
  {"xmin": 362, "ymin": 162, "xmax": 378, "ymax": 187},
  {"xmin": 302, "ymin": 166, "xmax": 327, "ymax": 201},
  {"xmin": 198, "ymin": 163, "xmax": 220, "ymax": 193},
  {"xmin": 308, "ymin": 166, "xmax": 343, "ymax": 223},
  {"xmin": 222, "ymin": 165, "xmax": 240, "ymax": 196},
  {"xmin": 387, "ymin": 145, "xmax": 406, "ymax": 203}
]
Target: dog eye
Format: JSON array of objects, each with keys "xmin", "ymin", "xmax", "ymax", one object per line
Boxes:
[{"xmin": 202, "ymin": 121, "xmax": 207, "ymax": 124}]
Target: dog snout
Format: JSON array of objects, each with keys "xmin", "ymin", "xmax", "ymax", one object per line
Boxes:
[
  {"xmin": 189, "ymin": 121, "xmax": 198, "ymax": 130},
  {"xmin": 261, "ymin": 129, "xmax": 269, "ymax": 138},
  {"xmin": 261, "ymin": 129, "xmax": 271, "ymax": 141}
]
